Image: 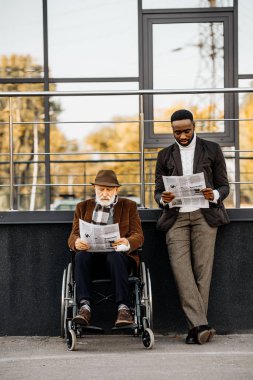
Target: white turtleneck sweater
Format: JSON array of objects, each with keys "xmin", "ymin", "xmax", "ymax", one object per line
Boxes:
[
  {"xmin": 176, "ymin": 133, "xmax": 199, "ymax": 212},
  {"xmin": 161, "ymin": 133, "xmax": 219, "ymax": 212}
]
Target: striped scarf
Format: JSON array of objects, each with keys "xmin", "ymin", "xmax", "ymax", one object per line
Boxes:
[{"xmin": 91, "ymin": 195, "xmax": 118, "ymax": 225}]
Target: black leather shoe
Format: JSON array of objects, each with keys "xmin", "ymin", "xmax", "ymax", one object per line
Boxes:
[{"xmin": 185, "ymin": 327, "xmax": 198, "ymax": 344}]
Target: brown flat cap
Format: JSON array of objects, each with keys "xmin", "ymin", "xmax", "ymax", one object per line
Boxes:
[{"xmin": 91, "ymin": 170, "xmax": 121, "ymax": 187}]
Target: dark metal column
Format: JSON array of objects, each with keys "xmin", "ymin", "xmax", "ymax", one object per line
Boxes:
[{"xmin": 43, "ymin": 0, "xmax": 51, "ymax": 210}]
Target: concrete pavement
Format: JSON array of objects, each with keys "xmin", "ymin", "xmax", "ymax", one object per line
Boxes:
[{"xmin": 0, "ymin": 334, "xmax": 253, "ymax": 380}]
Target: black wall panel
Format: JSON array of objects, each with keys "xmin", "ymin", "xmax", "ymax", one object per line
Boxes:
[{"xmin": 0, "ymin": 219, "xmax": 252, "ymax": 336}]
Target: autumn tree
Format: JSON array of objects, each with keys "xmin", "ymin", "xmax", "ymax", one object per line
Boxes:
[
  {"xmin": 83, "ymin": 103, "xmax": 240, "ymax": 208},
  {"xmin": 239, "ymin": 88, "xmax": 253, "ymax": 205},
  {"xmin": 155, "ymin": 103, "xmax": 224, "ymax": 134},
  {"xmin": 84, "ymin": 116, "xmax": 141, "ymax": 200},
  {"xmin": 0, "ymin": 54, "xmax": 79, "ymax": 210}
]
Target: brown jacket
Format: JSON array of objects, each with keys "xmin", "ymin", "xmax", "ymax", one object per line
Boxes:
[{"xmin": 68, "ymin": 197, "xmax": 144, "ymax": 267}]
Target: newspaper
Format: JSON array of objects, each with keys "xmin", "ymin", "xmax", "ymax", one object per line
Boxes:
[
  {"xmin": 79, "ymin": 219, "xmax": 120, "ymax": 252},
  {"xmin": 162, "ymin": 172, "xmax": 209, "ymax": 208}
]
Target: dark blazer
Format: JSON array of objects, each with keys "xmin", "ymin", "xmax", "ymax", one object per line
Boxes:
[
  {"xmin": 68, "ymin": 197, "xmax": 144, "ymax": 267},
  {"xmin": 155, "ymin": 136, "xmax": 230, "ymax": 231}
]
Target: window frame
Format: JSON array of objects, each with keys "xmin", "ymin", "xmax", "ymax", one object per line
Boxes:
[{"xmin": 141, "ymin": 9, "xmax": 237, "ymax": 147}]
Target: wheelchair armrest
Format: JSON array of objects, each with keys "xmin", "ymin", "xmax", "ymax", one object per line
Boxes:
[{"xmin": 135, "ymin": 247, "xmax": 143, "ymax": 257}]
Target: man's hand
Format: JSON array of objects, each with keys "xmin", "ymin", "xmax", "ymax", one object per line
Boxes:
[
  {"xmin": 200, "ymin": 188, "xmax": 214, "ymax": 201},
  {"xmin": 75, "ymin": 238, "xmax": 90, "ymax": 251},
  {"xmin": 111, "ymin": 238, "xmax": 130, "ymax": 252},
  {"xmin": 161, "ymin": 191, "xmax": 175, "ymax": 204}
]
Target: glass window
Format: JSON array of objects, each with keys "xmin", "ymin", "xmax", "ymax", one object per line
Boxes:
[
  {"xmin": 239, "ymin": 80, "xmax": 253, "ymax": 207},
  {"xmin": 0, "ymin": 0, "xmax": 44, "ymax": 79},
  {"xmin": 239, "ymin": 79, "xmax": 253, "ymax": 88},
  {"xmin": 48, "ymin": 0, "xmax": 138, "ymax": 78},
  {"xmin": 0, "ymin": 161, "xmax": 10, "ymax": 211},
  {"xmin": 152, "ymin": 22, "xmax": 225, "ymax": 134},
  {"xmin": 0, "ymin": 84, "xmax": 45, "ymax": 211},
  {"xmin": 222, "ymin": 147, "xmax": 235, "ymax": 208},
  {"xmin": 49, "ymin": 82, "xmax": 140, "ymax": 205},
  {"xmin": 238, "ymin": 0, "xmax": 253, "ymax": 75},
  {"xmin": 49, "ymin": 82, "xmax": 139, "ymax": 147},
  {"xmin": 142, "ymin": 0, "xmax": 233, "ymax": 9}
]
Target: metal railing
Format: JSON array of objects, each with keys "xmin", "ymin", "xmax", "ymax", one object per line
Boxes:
[{"xmin": 1, "ymin": 87, "xmax": 253, "ymax": 210}]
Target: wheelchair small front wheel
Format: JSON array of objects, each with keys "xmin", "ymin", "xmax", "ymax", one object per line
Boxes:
[
  {"xmin": 66, "ymin": 329, "xmax": 77, "ymax": 351},
  {"xmin": 142, "ymin": 328, "xmax": 154, "ymax": 349}
]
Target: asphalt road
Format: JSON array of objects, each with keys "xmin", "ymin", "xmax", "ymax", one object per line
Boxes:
[{"xmin": 0, "ymin": 334, "xmax": 253, "ymax": 380}]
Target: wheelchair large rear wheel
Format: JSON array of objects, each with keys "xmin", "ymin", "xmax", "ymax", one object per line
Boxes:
[
  {"xmin": 141, "ymin": 262, "xmax": 153, "ymax": 330},
  {"xmin": 61, "ymin": 263, "xmax": 74, "ymax": 338},
  {"xmin": 146, "ymin": 267, "xmax": 153, "ymax": 329},
  {"xmin": 60, "ymin": 268, "xmax": 67, "ymax": 338}
]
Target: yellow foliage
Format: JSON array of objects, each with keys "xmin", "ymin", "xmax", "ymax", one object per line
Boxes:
[
  {"xmin": 85, "ymin": 117, "xmax": 140, "ymax": 197},
  {"xmin": 0, "ymin": 54, "xmax": 78, "ymax": 209},
  {"xmin": 239, "ymin": 89, "xmax": 253, "ymax": 204}
]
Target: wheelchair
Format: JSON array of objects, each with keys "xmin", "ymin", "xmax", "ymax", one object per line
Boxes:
[{"xmin": 60, "ymin": 249, "xmax": 154, "ymax": 350}]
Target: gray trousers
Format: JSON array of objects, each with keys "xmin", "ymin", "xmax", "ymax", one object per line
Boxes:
[{"xmin": 166, "ymin": 209, "xmax": 217, "ymax": 329}]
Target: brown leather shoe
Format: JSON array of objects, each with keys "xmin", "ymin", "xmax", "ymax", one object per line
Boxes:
[
  {"xmin": 206, "ymin": 327, "xmax": 216, "ymax": 342},
  {"xmin": 115, "ymin": 308, "xmax": 134, "ymax": 327},
  {"xmin": 197, "ymin": 325, "xmax": 216, "ymax": 345},
  {"xmin": 72, "ymin": 306, "xmax": 91, "ymax": 326}
]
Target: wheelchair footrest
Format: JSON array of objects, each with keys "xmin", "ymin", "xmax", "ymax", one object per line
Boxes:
[
  {"xmin": 79, "ymin": 325, "xmax": 104, "ymax": 334},
  {"xmin": 111, "ymin": 323, "xmax": 138, "ymax": 331}
]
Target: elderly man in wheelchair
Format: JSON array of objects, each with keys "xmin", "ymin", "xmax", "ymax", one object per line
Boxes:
[{"xmin": 68, "ymin": 169, "xmax": 144, "ymax": 328}]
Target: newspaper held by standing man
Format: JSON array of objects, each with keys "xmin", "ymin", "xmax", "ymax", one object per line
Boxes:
[{"xmin": 162, "ymin": 172, "xmax": 209, "ymax": 208}]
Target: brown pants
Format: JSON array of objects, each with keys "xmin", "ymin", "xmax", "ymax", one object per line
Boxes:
[{"xmin": 166, "ymin": 209, "xmax": 217, "ymax": 329}]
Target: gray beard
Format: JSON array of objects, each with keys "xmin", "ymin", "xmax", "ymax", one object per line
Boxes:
[{"xmin": 95, "ymin": 193, "xmax": 116, "ymax": 206}]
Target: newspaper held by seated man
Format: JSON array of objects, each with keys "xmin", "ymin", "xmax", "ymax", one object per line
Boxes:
[
  {"xmin": 162, "ymin": 172, "xmax": 209, "ymax": 209},
  {"xmin": 79, "ymin": 219, "xmax": 120, "ymax": 252}
]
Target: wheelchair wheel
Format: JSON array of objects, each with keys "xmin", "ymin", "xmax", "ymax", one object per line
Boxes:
[
  {"xmin": 60, "ymin": 268, "xmax": 67, "ymax": 338},
  {"xmin": 146, "ymin": 267, "xmax": 153, "ymax": 329},
  {"xmin": 142, "ymin": 328, "xmax": 154, "ymax": 349},
  {"xmin": 61, "ymin": 263, "xmax": 75, "ymax": 338},
  {"xmin": 67, "ymin": 329, "xmax": 76, "ymax": 351},
  {"xmin": 141, "ymin": 262, "xmax": 153, "ymax": 330},
  {"xmin": 66, "ymin": 263, "xmax": 73, "ymax": 296}
]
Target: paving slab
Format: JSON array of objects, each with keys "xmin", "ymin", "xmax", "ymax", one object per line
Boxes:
[{"xmin": 0, "ymin": 334, "xmax": 252, "ymax": 380}]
